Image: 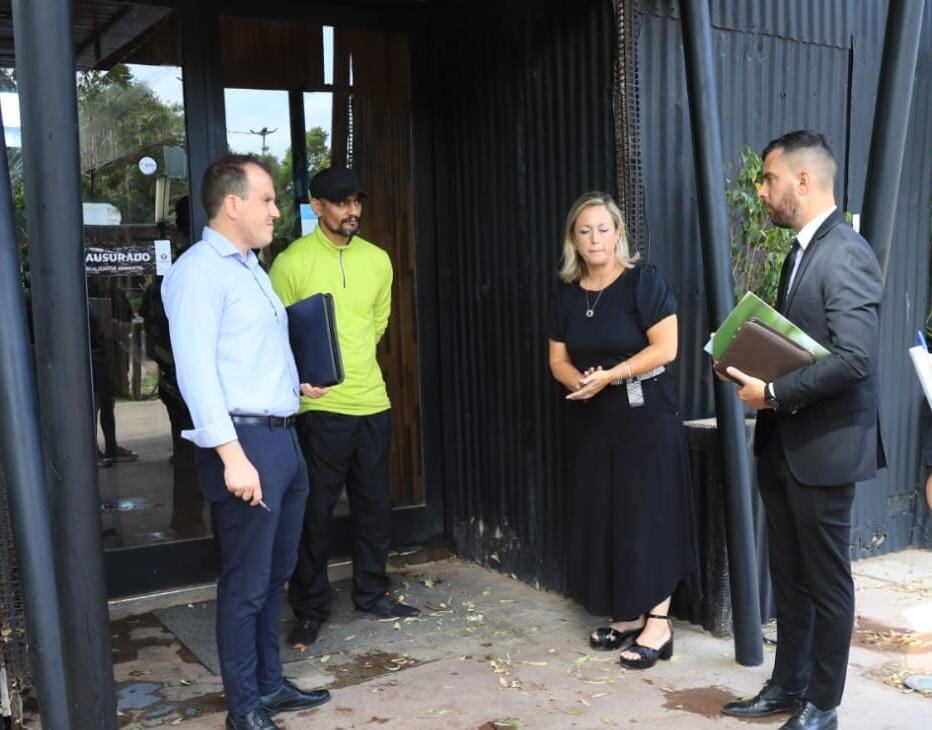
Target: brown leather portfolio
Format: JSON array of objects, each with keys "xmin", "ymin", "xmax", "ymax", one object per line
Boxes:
[{"xmin": 713, "ymin": 318, "xmax": 815, "ymax": 382}]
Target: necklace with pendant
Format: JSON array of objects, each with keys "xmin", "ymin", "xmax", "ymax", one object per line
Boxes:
[
  {"xmin": 584, "ymin": 287, "xmax": 604, "ymax": 318},
  {"xmin": 583, "ymin": 266, "xmax": 620, "ymax": 317}
]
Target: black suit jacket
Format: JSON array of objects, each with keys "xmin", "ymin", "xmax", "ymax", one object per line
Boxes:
[{"xmin": 754, "ymin": 209, "xmax": 885, "ymax": 486}]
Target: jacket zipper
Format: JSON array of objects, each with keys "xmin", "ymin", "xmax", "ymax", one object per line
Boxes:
[{"xmin": 338, "ymin": 249, "xmax": 346, "ymax": 287}]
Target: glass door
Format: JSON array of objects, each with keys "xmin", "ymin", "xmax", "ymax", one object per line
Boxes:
[{"xmin": 71, "ymin": 7, "xmax": 222, "ymax": 596}]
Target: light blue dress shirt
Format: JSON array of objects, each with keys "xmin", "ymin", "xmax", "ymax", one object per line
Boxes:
[{"xmin": 162, "ymin": 227, "xmax": 300, "ymax": 448}]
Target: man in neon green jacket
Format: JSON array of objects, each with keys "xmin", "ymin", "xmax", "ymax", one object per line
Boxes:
[{"xmin": 269, "ymin": 167, "xmax": 419, "ymax": 649}]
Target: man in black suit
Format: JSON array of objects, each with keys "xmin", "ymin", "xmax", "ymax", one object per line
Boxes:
[{"xmin": 721, "ymin": 130, "xmax": 884, "ymax": 730}]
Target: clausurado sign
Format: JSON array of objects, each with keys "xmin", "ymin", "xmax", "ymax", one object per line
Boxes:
[{"xmin": 85, "ymin": 240, "xmax": 172, "ymax": 276}]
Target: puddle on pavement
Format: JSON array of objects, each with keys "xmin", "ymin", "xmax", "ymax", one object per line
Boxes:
[
  {"xmin": 162, "ymin": 691, "xmax": 227, "ymax": 719},
  {"xmin": 142, "ymin": 531, "xmax": 171, "ymax": 542},
  {"xmin": 117, "ymin": 682, "xmax": 162, "ymax": 711},
  {"xmin": 101, "ymin": 497, "xmax": 154, "ymax": 512},
  {"xmin": 662, "ymin": 685, "xmax": 770, "ymax": 721},
  {"xmin": 865, "ymin": 660, "xmax": 932, "ymax": 697},
  {"xmin": 321, "ymin": 650, "xmax": 422, "ymax": 689},
  {"xmin": 110, "ymin": 614, "xmax": 176, "ymax": 664},
  {"xmin": 116, "ymin": 684, "xmax": 226, "ymax": 727},
  {"xmin": 854, "ymin": 616, "xmax": 932, "ymax": 654}
]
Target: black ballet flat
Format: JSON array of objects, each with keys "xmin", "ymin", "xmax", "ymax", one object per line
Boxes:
[
  {"xmin": 589, "ymin": 625, "xmax": 640, "ymax": 651},
  {"xmin": 618, "ymin": 613, "xmax": 673, "ymax": 669}
]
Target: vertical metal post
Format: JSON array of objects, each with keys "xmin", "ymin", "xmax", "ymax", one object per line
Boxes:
[
  {"xmin": 289, "ymin": 88, "xmax": 309, "ymax": 203},
  {"xmin": 861, "ymin": 0, "xmax": 925, "ymax": 278},
  {"xmin": 678, "ymin": 0, "xmax": 763, "ymax": 666},
  {"xmin": 180, "ymin": 4, "xmax": 228, "ymax": 237},
  {"xmin": 0, "ymin": 96, "xmax": 73, "ymax": 730},
  {"xmin": 10, "ymin": 0, "xmax": 118, "ymax": 726}
]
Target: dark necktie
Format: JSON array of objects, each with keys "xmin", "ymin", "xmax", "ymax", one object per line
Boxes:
[{"xmin": 776, "ymin": 239, "xmax": 800, "ymax": 312}]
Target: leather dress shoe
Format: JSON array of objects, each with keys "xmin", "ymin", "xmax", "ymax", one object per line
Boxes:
[
  {"xmin": 779, "ymin": 702, "xmax": 838, "ymax": 730},
  {"xmin": 355, "ymin": 593, "xmax": 421, "ymax": 620},
  {"xmin": 261, "ymin": 678, "xmax": 331, "ymax": 714},
  {"xmin": 226, "ymin": 707, "xmax": 278, "ymax": 730},
  {"xmin": 722, "ymin": 679, "xmax": 805, "ymax": 717}
]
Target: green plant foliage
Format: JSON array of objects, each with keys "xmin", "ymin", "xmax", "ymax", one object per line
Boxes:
[
  {"xmin": 270, "ymin": 127, "xmax": 331, "ymax": 246},
  {"xmin": 725, "ymin": 145, "xmax": 795, "ymax": 304},
  {"xmin": 77, "ymin": 65, "xmax": 189, "ymax": 224}
]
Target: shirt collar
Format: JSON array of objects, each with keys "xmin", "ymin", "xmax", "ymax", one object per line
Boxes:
[
  {"xmin": 203, "ymin": 226, "xmax": 258, "ymax": 267},
  {"xmin": 796, "ymin": 206, "xmax": 836, "ymax": 250}
]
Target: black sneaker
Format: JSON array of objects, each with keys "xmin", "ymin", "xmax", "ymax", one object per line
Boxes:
[
  {"xmin": 286, "ymin": 619, "xmax": 321, "ymax": 649},
  {"xmin": 355, "ymin": 594, "xmax": 421, "ymax": 620},
  {"xmin": 109, "ymin": 446, "xmax": 138, "ymax": 463}
]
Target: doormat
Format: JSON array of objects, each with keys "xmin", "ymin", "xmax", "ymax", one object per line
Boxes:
[{"xmin": 154, "ymin": 575, "xmax": 461, "ymax": 675}]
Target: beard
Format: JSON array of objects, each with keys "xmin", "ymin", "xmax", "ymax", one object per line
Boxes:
[
  {"xmin": 323, "ymin": 214, "xmax": 362, "ymax": 239},
  {"xmin": 766, "ymin": 190, "xmax": 800, "ymax": 229}
]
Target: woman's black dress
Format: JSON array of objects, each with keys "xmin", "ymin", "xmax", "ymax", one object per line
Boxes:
[{"xmin": 550, "ymin": 264, "xmax": 698, "ymax": 620}]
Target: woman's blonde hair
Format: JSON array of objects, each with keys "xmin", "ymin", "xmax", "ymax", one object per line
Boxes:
[{"xmin": 559, "ymin": 191, "xmax": 638, "ymax": 283}]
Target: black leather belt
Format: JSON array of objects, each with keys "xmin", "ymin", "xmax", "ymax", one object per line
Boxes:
[{"xmin": 230, "ymin": 414, "xmax": 296, "ymax": 428}]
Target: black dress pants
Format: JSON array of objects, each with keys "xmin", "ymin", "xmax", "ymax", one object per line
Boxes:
[
  {"xmin": 758, "ymin": 431, "xmax": 855, "ymax": 711},
  {"xmin": 288, "ymin": 410, "xmax": 392, "ymax": 621},
  {"xmin": 196, "ymin": 423, "xmax": 308, "ymax": 717}
]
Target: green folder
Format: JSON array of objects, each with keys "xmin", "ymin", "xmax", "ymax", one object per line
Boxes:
[{"xmin": 704, "ymin": 291, "xmax": 831, "ymax": 361}]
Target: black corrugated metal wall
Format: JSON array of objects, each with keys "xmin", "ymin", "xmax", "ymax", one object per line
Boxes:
[
  {"xmin": 416, "ymin": 0, "xmax": 931, "ymax": 592},
  {"xmin": 419, "ymin": 0, "xmax": 616, "ymax": 587},
  {"xmin": 638, "ymin": 0, "xmax": 932, "ymax": 559}
]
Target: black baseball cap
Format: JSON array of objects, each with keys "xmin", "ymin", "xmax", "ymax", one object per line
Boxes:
[{"xmin": 309, "ymin": 167, "xmax": 367, "ymax": 203}]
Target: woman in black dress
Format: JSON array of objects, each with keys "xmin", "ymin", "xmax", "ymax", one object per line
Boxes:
[{"xmin": 548, "ymin": 191, "xmax": 697, "ymax": 670}]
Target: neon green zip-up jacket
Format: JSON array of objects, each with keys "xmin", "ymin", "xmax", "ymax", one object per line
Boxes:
[{"xmin": 269, "ymin": 225, "xmax": 392, "ymax": 415}]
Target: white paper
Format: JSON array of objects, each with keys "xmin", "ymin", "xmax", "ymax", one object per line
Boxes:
[
  {"xmin": 908, "ymin": 345, "xmax": 932, "ymax": 413},
  {"xmin": 154, "ymin": 239, "xmax": 172, "ymax": 275}
]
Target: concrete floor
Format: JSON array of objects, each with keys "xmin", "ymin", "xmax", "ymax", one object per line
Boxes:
[{"xmin": 81, "ymin": 548, "xmax": 929, "ymax": 730}]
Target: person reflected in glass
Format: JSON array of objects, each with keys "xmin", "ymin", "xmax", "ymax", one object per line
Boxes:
[
  {"xmin": 548, "ymin": 191, "xmax": 699, "ymax": 670},
  {"xmin": 141, "ymin": 195, "xmax": 205, "ymax": 537},
  {"xmin": 87, "ymin": 290, "xmax": 137, "ymax": 466}
]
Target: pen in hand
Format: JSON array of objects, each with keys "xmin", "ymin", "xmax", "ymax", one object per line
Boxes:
[{"xmin": 257, "ymin": 500, "xmax": 271, "ymax": 512}]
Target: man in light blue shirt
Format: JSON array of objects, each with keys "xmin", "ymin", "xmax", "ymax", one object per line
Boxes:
[{"xmin": 162, "ymin": 154, "xmax": 331, "ymax": 730}]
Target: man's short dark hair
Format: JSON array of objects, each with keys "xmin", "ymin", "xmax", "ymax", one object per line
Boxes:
[
  {"xmin": 762, "ymin": 130, "xmax": 835, "ymax": 164},
  {"xmin": 201, "ymin": 154, "xmax": 273, "ymax": 220}
]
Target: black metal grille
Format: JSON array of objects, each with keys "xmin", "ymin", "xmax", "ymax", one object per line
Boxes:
[
  {"xmin": 0, "ymin": 461, "xmax": 30, "ymax": 724},
  {"xmin": 613, "ymin": 0, "xmax": 652, "ymax": 256}
]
